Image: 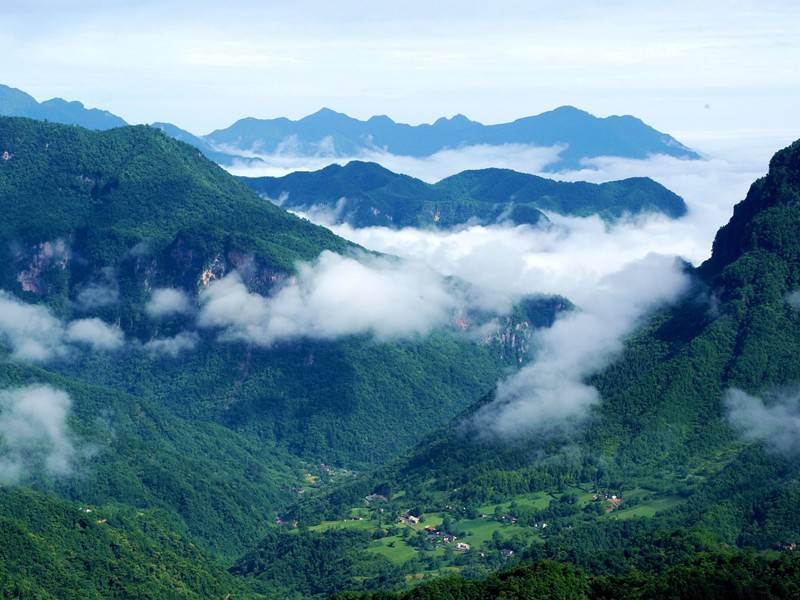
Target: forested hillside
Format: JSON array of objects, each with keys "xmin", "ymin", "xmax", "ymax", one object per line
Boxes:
[
  {"xmin": 235, "ymin": 139, "xmax": 800, "ymax": 596},
  {"xmin": 0, "ymin": 117, "xmax": 533, "ymax": 597},
  {"xmin": 242, "ymin": 161, "xmax": 686, "ymax": 228}
]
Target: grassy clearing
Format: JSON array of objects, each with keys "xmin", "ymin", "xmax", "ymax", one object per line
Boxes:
[{"xmin": 610, "ymin": 496, "xmax": 684, "ymax": 520}]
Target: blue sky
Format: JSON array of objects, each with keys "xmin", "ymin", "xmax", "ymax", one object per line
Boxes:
[{"xmin": 1, "ymin": 0, "xmax": 798, "ymax": 141}]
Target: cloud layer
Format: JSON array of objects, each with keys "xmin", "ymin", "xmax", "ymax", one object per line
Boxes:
[
  {"xmin": 198, "ymin": 251, "xmax": 459, "ymax": 344},
  {"xmin": 0, "ymin": 385, "xmax": 76, "ymax": 484}
]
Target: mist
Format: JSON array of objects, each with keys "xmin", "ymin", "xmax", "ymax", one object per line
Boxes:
[
  {"xmin": 0, "ymin": 292, "xmax": 124, "ymax": 361},
  {"xmin": 475, "ymin": 254, "xmax": 690, "ymax": 436},
  {"xmin": 0, "ymin": 385, "xmax": 76, "ymax": 484},
  {"xmin": 725, "ymin": 388, "xmax": 800, "ymax": 457},
  {"xmin": 197, "ymin": 250, "xmax": 462, "ymax": 345},
  {"xmin": 270, "ymin": 140, "xmax": 783, "ymax": 434}
]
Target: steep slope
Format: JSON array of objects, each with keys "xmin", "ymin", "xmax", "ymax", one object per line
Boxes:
[
  {"xmin": 208, "ymin": 106, "xmax": 699, "ymax": 170},
  {"xmin": 241, "ymin": 161, "xmax": 686, "ymax": 228},
  {"xmin": 0, "ymin": 117, "xmax": 519, "ymax": 570},
  {"xmin": 0, "ymin": 487, "xmax": 258, "ymax": 599},
  {"xmin": 239, "ymin": 140, "xmax": 800, "ymax": 595}
]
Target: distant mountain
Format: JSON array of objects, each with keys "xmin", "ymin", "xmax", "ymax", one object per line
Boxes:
[
  {"xmin": 241, "ymin": 160, "xmax": 687, "ymax": 228},
  {"xmin": 1, "ymin": 84, "xmax": 699, "ymax": 172},
  {"xmin": 0, "ymin": 83, "xmax": 127, "ymax": 130},
  {"xmin": 151, "ymin": 122, "xmax": 263, "ymax": 166},
  {"xmin": 209, "ymin": 106, "xmax": 700, "ymax": 171},
  {"xmin": 0, "ymin": 84, "xmax": 258, "ymax": 167}
]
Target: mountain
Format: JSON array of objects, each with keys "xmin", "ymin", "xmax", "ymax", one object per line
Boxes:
[
  {"xmin": 236, "ymin": 139, "xmax": 800, "ymax": 596},
  {"xmin": 241, "ymin": 161, "xmax": 687, "ymax": 228},
  {"xmin": 151, "ymin": 121, "xmax": 264, "ymax": 167},
  {"xmin": 208, "ymin": 106, "xmax": 700, "ymax": 171},
  {"xmin": 0, "ymin": 84, "xmax": 699, "ymax": 172},
  {"xmin": 0, "ymin": 116, "xmax": 553, "ymax": 595},
  {"xmin": 0, "ymin": 83, "xmax": 127, "ymax": 130},
  {"xmin": 0, "ymin": 84, "xmax": 259, "ymax": 167}
]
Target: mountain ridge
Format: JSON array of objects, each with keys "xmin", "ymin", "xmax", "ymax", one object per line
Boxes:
[{"xmin": 241, "ymin": 159, "xmax": 687, "ymax": 228}]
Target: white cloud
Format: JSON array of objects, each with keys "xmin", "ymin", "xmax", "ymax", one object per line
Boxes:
[
  {"xmin": 143, "ymin": 331, "xmax": 200, "ymax": 357},
  {"xmin": 0, "ymin": 385, "xmax": 76, "ymax": 484},
  {"xmin": 145, "ymin": 287, "xmax": 193, "ymax": 318},
  {"xmin": 226, "ymin": 143, "xmax": 564, "ymax": 182},
  {"xmin": 786, "ymin": 290, "xmax": 800, "ymax": 311},
  {"xmin": 198, "ymin": 251, "xmax": 460, "ymax": 345},
  {"xmin": 65, "ymin": 318, "xmax": 124, "ymax": 351},
  {"xmin": 0, "ymin": 291, "xmax": 67, "ymax": 362},
  {"xmin": 75, "ymin": 281, "xmax": 118, "ymax": 310},
  {"xmin": 474, "ymin": 254, "xmax": 690, "ymax": 436},
  {"xmin": 725, "ymin": 388, "xmax": 800, "ymax": 457}
]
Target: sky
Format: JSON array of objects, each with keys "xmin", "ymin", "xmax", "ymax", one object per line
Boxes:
[{"xmin": 1, "ymin": 0, "xmax": 798, "ymax": 142}]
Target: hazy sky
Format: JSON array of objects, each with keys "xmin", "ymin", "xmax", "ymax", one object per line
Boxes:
[{"xmin": 1, "ymin": 0, "xmax": 798, "ymax": 140}]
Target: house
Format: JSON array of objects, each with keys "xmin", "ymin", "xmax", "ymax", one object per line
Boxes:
[
  {"xmin": 776, "ymin": 541, "xmax": 797, "ymax": 551},
  {"xmin": 501, "ymin": 549, "xmax": 515, "ymax": 557},
  {"xmin": 456, "ymin": 542, "xmax": 471, "ymax": 551},
  {"xmin": 407, "ymin": 514, "xmax": 420, "ymax": 525},
  {"xmin": 365, "ymin": 493, "xmax": 388, "ymax": 504}
]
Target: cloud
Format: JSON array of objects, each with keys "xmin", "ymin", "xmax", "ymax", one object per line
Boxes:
[
  {"xmin": 145, "ymin": 287, "xmax": 193, "ymax": 318},
  {"xmin": 198, "ymin": 250, "xmax": 460, "ymax": 345},
  {"xmin": 0, "ymin": 385, "xmax": 76, "ymax": 484},
  {"xmin": 786, "ymin": 290, "xmax": 800, "ymax": 310},
  {"xmin": 75, "ymin": 281, "xmax": 119, "ymax": 310},
  {"xmin": 65, "ymin": 318, "xmax": 124, "ymax": 351},
  {"xmin": 0, "ymin": 291, "xmax": 67, "ymax": 362},
  {"xmin": 725, "ymin": 388, "xmax": 800, "ymax": 457},
  {"xmin": 473, "ymin": 254, "xmax": 690, "ymax": 437},
  {"xmin": 143, "ymin": 331, "xmax": 200, "ymax": 357},
  {"xmin": 226, "ymin": 143, "xmax": 564, "ymax": 182}
]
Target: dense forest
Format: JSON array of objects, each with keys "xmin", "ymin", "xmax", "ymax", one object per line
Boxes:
[
  {"xmin": 1, "ymin": 113, "xmax": 800, "ymax": 598},
  {"xmin": 242, "ymin": 160, "xmax": 686, "ymax": 228}
]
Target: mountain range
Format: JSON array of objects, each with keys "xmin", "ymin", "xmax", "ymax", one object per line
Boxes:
[
  {"xmin": 207, "ymin": 105, "xmax": 700, "ymax": 171},
  {"xmin": 242, "ymin": 160, "xmax": 687, "ymax": 228},
  {"xmin": 234, "ymin": 138, "xmax": 800, "ymax": 596},
  {"xmin": 0, "ymin": 83, "xmax": 700, "ymax": 172},
  {"xmin": 1, "ymin": 107, "xmax": 799, "ymax": 598}
]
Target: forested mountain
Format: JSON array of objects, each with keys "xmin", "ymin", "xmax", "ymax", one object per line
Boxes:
[
  {"xmin": 242, "ymin": 161, "xmax": 686, "ymax": 228},
  {"xmin": 0, "ymin": 116, "xmax": 556, "ymax": 597},
  {"xmin": 234, "ymin": 139, "xmax": 800, "ymax": 596},
  {"xmin": 151, "ymin": 121, "xmax": 263, "ymax": 166},
  {"xmin": 207, "ymin": 105, "xmax": 700, "ymax": 171},
  {"xmin": 0, "ymin": 83, "xmax": 254, "ymax": 166}
]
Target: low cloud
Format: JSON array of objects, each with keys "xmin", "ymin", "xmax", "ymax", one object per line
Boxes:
[
  {"xmin": 225, "ymin": 143, "xmax": 564, "ymax": 182},
  {"xmin": 0, "ymin": 291, "xmax": 67, "ymax": 362},
  {"xmin": 725, "ymin": 388, "xmax": 800, "ymax": 457},
  {"xmin": 474, "ymin": 254, "xmax": 690, "ymax": 437},
  {"xmin": 65, "ymin": 318, "xmax": 124, "ymax": 351},
  {"xmin": 0, "ymin": 292, "xmax": 124, "ymax": 360},
  {"xmin": 146, "ymin": 287, "xmax": 193, "ymax": 318},
  {"xmin": 75, "ymin": 281, "xmax": 119, "ymax": 310},
  {"xmin": 0, "ymin": 385, "xmax": 76, "ymax": 484},
  {"xmin": 786, "ymin": 290, "xmax": 800, "ymax": 310},
  {"xmin": 198, "ymin": 251, "xmax": 460, "ymax": 345},
  {"xmin": 143, "ymin": 331, "xmax": 200, "ymax": 357}
]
